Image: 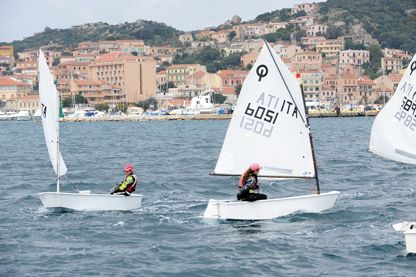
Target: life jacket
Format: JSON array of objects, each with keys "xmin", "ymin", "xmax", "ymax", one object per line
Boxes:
[
  {"xmin": 240, "ymin": 173, "xmax": 258, "ymax": 193},
  {"xmin": 125, "ymin": 174, "xmax": 137, "ymax": 193}
]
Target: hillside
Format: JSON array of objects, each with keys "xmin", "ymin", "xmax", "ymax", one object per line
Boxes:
[
  {"xmin": 254, "ymin": 0, "xmax": 416, "ymax": 53},
  {"xmin": 8, "ymin": 20, "xmax": 182, "ymax": 52},
  {"xmin": 319, "ymin": 0, "xmax": 416, "ymax": 52}
]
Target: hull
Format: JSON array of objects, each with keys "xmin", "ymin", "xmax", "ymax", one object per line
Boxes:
[
  {"xmin": 203, "ymin": 191, "xmax": 340, "ymax": 220},
  {"xmin": 38, "ymin": 191, "xmax": 143, "ymax": 211},
  {"xmin": 392, "ymin": 221, "xmax": 416, "ymax": 253},
  {"xmin": 405, "ymin": 229, "xmax": 416, "ymax": 253}
]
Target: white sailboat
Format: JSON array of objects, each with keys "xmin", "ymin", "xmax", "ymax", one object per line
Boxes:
[
  {"xmin": 369, "ymin": 54, "xmax": 416, "ymax": 253},
  {"xmin": 37, "ymin": 49, "xmax": 142, "ymax": 211},
  {"xmin": 203, "ymin": 41, "xmax": 340, "ymax": 220}
]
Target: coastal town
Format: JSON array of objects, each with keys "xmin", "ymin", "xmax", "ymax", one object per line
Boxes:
[{"xmin": 0, "ymin": 2, "xmax": 410, "ymax": 120}]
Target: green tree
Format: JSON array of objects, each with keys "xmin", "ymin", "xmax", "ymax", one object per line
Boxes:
[
  {"xmin": 228, "ymin": 31, "xmax": 237, "ymax": 41},
  {"xmin": 136, "ymin": 97, "xmax": 158, "ymax": 111},
  {"xmin": 75, "ymin": 93, "xmax": 88, "ymax": 104},
  {"xmin": 212, "ymin": 93, "xmax": 227, "ymax": 104},
  {"xmin": 325, "ymin": 26, "xmax": 344, "ymax": 39},
  {"xmin": 63, "ymin": 93, "xmax": 88, "ymax": 107},
  {"xmin": 95, "ymin": 103, "xmax": 109, "ymax": 112},
  {"xmin": 63, "ymin": 97, "xmax": 73, "ymax": 108},
  {"xmin": 344, "ymin": 39, "xmax": 366, "ymax": 50},
  {"xmin": 262, "ymin": 33, "xmax": 279, "ymax": 43}
]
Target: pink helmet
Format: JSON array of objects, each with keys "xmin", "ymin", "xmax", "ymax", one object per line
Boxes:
[
  {"xmin": 124, "ymin": 164, "xmax": 134, "ymax": 172},
  {"xmin": 250, "ymin": 163, "xmax": 262, "ymax": 171}
]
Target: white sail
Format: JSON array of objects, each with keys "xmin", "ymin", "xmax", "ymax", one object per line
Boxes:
[
  {"xmin": 38, "ymin": 49, "xmax": 67, "ymax": 176},
  {"xmin": 214, "ymin": 41, "xmax": 314, "ymax": 178},
  {"xmin": 369, "ymin": 54, "xmax": 416, "ymax": 164}
]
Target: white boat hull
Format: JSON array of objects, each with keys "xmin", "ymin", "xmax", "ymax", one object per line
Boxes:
[
  {"xmin": 203, "ymin": 191, "xmax": 340, "ymax": 220},
  {"xmin": 405, "ymin": 229, "xmax": 416, "ymax": 253},
  {"xmin": 38, "ymin": 191, "xmax": 143, "ymax": 211},
  {"xmin": 392, "ymin": 221, "xmax": 416, "ymax": 253}
]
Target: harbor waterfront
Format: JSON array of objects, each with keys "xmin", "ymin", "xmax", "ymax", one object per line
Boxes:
[
  {"xmin": 57, "ymin": 110, "xmax": 379, "ymax": 122},
  {"xmin": 1, "ymin": 117, "xmax": 415, "ymax": 276}
]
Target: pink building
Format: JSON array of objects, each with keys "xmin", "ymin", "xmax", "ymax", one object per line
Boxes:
[{"xmin": 217, "ymin": 70, "xmax": 248, "ymax": 94}]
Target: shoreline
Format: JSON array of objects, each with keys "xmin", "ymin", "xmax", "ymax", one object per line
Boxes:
[{"xmin": 58, "ymin": 110, "xmax": 379, "ymax": 122}]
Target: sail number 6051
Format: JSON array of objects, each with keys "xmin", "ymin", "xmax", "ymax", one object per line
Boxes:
[
  {"xmin": 245, "ymin": 103, "xmax": 279, "ymax": 123},
  {"xmin": 240, "ymin": 103, "xmax": 279, "ymax": 137}
]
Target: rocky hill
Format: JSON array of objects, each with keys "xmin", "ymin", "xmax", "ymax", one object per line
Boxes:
[
  {"xmin": 254, "ymin": 0, "xmax": 416, "ymax": 53},
  {"xmin": 7, "ymin": 20, "xmax": 182, "ymax": 52}
]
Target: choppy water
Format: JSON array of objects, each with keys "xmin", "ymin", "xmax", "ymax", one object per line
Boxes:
[{"xmin": 1, "ymin": 117, "xmax": 415, "ymax": 276}]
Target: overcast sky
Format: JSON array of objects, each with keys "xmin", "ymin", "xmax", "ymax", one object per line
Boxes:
[{"xmin": 0, "ymin": 0, "xmax": 322, "ymax": 43}]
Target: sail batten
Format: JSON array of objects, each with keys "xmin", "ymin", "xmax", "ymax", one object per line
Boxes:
[
  {"xmin": 369, "ymin": 54, "xmax": 416, "ymax": 165},
  {"xmin": 214, "ymin": 41, "xmax": 315, "ymax": 178},
  {"xmin": 38, "ymin": 49, "xmax": 67, "ymax": 177}
]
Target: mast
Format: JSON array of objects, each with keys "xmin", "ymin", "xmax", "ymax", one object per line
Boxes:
[
  {"xmin": 300, "ymin": 84, "xmax": 320, "ymax": 194},
  {"xmin": 56, "ymin": 78, "xmax": 61, "ymax": 193}
]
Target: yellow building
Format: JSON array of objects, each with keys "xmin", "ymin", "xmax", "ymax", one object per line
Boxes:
[
  {"xmin": 5, "ymin": 94, "xmax": 39, "ymax": 114},
  {"xmin": 0, "ymin": 45, "xmax": 14, "ymax": 67},
  {"xmin": 316, "ymin": 39, "xmax": 343, "ymax": 57},
  {"xmin": 88, "ymin": 52, "xmax": 156, "ymax": 103},
  {"xmin": 0, "ymin": 76, "xmax": 31, "ymax": 102},
  {"xmin": 166, "ymin": 64, "xmax": 206, "ymax": 87}
]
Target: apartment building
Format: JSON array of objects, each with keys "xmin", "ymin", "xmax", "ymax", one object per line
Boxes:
[
  {"xmin": 166, "ymin": 64, "xmax": 207, "ymax": 87},
  {"xmin": 289, "ymin": 16, "xmax": 314, "ymax": 30},
  {"xmin": 240, "ymin": 51, "xmax": 259, "ymax": 68},
  {"xmin": 357, "ymin": 76, "xmax": 377, "ymax": 104},
  {"xmin": 316, "ymin": 39, "xmax": 343, "ymax": 57},
  {"xmin": 306, "ymin": 24, "xmax": 328, "ymax": 36},
  {"xmin": 274, "ymin": 44, "xmax": 302, "ymax": 59},
  {"xmin": 211, "ymin": 30, "xmax": 230, "ymax": 44},
  {"xmin": 291, "ymin": 3, "xmax": 318, "ymax": 14},
  {"xmin": 0, "ymin": 45, "xmax": 14, "ymax": 68},
  {"xmin": 0, "ymin": 76, "xmax": 31, "ymax": 102},
  {"xmin": 264, "ymin": 22, "xmax": 288, "ymax": 34},
  {"xmin": 17, "ymin": 50, "xmax": 60, "ymax": 68},
  {"xmin": 4, "ymin": 94, "xmax": 39, "ymax": 114},
  {"xmin": 217, "ymin": 70, "xmax": 248, "ymax": 94},
  {"xmin": 146, "ymin": 45, "xmax": 183, "ymax": 58},
  {"xmin": 301, "ymin": 36, "xmax": 326, "ymax": 51},
  {"xmin": 339, "ymin": 50, "xmax": 370, "ymax": 66},
  {"xmin": 234, "ymin": 23, "xmax": 265, "ymax": 38},
  {"xmin": 337, "ymin": 72, "xmax": 359, "ymax": 105},
  {"xmin": 71, "ymin": 79, "xmax": 124, "ymax": 106},
  {"xmin": 381, "ymin": 57, "xmax": 403, "ymax": 73},
  {"xmin": 291, "ymin": 52, "xmax": 322, "ymax": 73},
  {"xmin": 117, "ymin": 40, "xmax": 145, "ymax": 56},
  {"xmin": 89, "ymin": 52, "xmax": 156, "ymax": 103},
  {"xmin": 382, "ymin": 48, "xmax": 410, "ymax": 59},
  {"xmin": 56, "ymin": 61, "xmax": 90, "ymax": 79}
]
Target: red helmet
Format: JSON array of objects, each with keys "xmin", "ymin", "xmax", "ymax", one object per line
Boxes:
[
  {"xmin": 124, "ymin": 164, "xmax": 134, "ymax": 172},
  {"xmin": 250, "ymin": 163, "xmax": 262, "ymax": 171}
]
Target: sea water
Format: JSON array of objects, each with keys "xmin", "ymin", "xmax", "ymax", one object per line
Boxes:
[{"xmin": 0, "ymin": 117, "xmax": 415, "ymax": 276}]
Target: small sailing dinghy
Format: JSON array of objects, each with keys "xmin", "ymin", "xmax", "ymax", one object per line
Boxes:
[
  {"xmin": 37, "ymin": 49, "xmax": 142, "ymax": 211},
  {"xmin": 203, "ymin": 41, "xmax": 340, "ymax": 220},
  {"xmin": 369, "ymin": 54, "xmax": 416, "ymax": 253}
]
